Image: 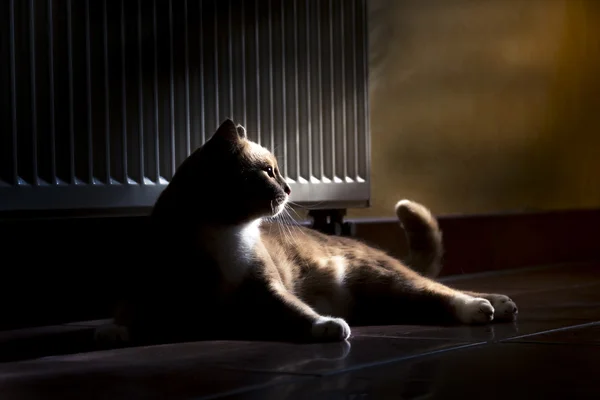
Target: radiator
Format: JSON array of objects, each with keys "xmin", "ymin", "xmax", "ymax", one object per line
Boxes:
[{"xmin": 0, "ymin": 0, "xmax": 370, "ymax": 212}]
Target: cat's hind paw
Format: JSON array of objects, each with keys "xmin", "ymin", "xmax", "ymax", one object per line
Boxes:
[
  {"xmin": 311, "ymin": 316, "xmax": 351, "ymax": 341},
  {"xmin": 453, "ymin": 296, "xmax": 495, "ymax": 324},
  {"xmin": 487, "ymin": 294, "xmax": 518, "ymax": 322}
]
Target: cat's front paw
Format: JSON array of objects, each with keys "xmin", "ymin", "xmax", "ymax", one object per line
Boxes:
[
  {"xmin": 453, "ymin": 296, "xmax": 495, "ymax": 324},
  {"xmin": 486, "ymin": 294, "xmax": 518, "ymax": 322},
  {"xmin": 311, "ymin": 316, "xmax": 351, "ymax": 341},
  {"xmin": 94, "ymin": 322, "xmax": 130, "ymax": 344}
]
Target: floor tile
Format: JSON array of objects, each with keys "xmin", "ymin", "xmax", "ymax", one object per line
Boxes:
[
  {"xmin": 352, "ymin": 319, "xmax": 589, "ymax": 342},
  {"xmin": 238, "ymin": 342, "xmax": 600, "ymax": 400},
  {"xmin": 227, "ymin": 336, "xmax": 473, "ymax": 376},
  {"xmin": 0, "ymin": 335, "xmax": 470, "ymax": 387},
  {"xmin": 442, "ymin": 263, "xmax": 600, "ymax": 295},
  {"xmin": 0, "ymin": 362, "xmax": 306, "ymax": 400},
  {"xmin": 1, "ymin": 262, "xmax": 598, "ymax": 399},
  {"xmin": 0, "ymin": 324, "xmax": 95, "ymax": 363},
  {"xmin": 508, "ymin": 322, "xmax": 600, "ymax": 345},
  {"xmin": 509, "ymin": 284, "xmax": 600, "ymax": 321}
]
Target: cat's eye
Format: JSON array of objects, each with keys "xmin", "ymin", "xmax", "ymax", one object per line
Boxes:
[{"xmin": 264, "ymin": 167, "xmax": 275, "ymax": 178}]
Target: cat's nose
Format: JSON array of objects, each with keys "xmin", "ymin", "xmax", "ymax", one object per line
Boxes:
[{"xmin": 284, "ymin": 184, "xmax": 291, "ymax": 195}]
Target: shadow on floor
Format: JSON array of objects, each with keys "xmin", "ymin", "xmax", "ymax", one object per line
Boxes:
[{"xmin": 0, "ymin": 263, "xmax": 598, "ymax": 399}]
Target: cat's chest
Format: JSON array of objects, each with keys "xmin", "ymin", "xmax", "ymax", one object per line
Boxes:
[{"xmin": 201, "ymin": 221, "xmax": 262, "ymax": 286}]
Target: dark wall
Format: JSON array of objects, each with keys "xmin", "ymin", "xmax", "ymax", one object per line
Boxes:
[{"xmin": 1, "ymin": 214, "xmax": 151, "ymax": 330}]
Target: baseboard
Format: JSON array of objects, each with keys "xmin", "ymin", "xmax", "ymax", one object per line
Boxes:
[{"xmin": 352, "ymin": 208, "xmax": 600, "ymax": 277}]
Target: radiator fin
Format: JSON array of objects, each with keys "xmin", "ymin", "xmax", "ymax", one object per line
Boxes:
[{"xmin": 0, "ymin": 0, "xmax": 370, "ymax": 211}]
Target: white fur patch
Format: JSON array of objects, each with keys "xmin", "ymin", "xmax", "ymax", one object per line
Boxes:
[
  {"xmin": 330, "ymin": 256, "xmax": 347, "ymax": 286},
  {"xmin": 203, "ymin": 219, "xmax": 262, "ymax": 285},
  {"xmin": 316, "ymin": 256, "xmax": 347, "ymax": 287},
  {"xmin": 312, "ymin": 256, "xmax": 350, "ymax": 317},
  {"xmin": 311, "ymin": 316, "xmax": 351, "ymax": 341},
  {"xmin": 451, "ymin": 294, "xmax": 495, "ymax": 324}
]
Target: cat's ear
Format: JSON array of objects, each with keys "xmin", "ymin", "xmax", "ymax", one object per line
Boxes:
[
  {"xmin": 235, "ymin": 124, "xmax": 247, "ymax": 139},
  {"xmin": 212, "ymin": 118, "xmax": 244, "ymax": 144}
]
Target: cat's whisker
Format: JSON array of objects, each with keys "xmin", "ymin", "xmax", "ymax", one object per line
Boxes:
[
  {"xmin": 287, "ymin": 201, "xmax": 308, "ymax": 209},
  {"xmin": 276, "ymin": 219, "xmax": 283, "ymax": 244},
  {"xmin": 284, "ymin": 223, "xmax": 294, "ymax": 247},
  {"xmin": 287, "ymin": 205, "xmax": 308, "ymax": 224},
  {"xmin": 272, "ymin": 145, "xmax": 282, "ymax": 157},
  {"xmin": 281, "ymin": 209, "xmax": 292, "ymax": 234},
  {"xmin": 275, "ymin": 211, "xmax": 294, "ymax": 247},
  {"xmin": 283, "ymin": 206, "xmax": 308, "ymax": 240},
  {"xmin": 275, "ymin": 216, "xmax": 284, "ymax": 242},
  {"xmin": 287, "ymin": 200, "xmax": 327, "ymax": 211},
  {"xmin": 285, "ymin": 223, "xmax": 296, "ymax": 246},
  {"xmin": 283, "ymin": 207, "xmax": 304, "ymax": 243},
  {"xmin": 285, "ymin": 212, "xmax": 297, "ymax": 244},
  {"xmin": 285, "ymin": 204, "xmax": 304, "ymax": 224},
  {"xmin": 278, "ymin": 209, "xmax": 296, "ymax": 246}
]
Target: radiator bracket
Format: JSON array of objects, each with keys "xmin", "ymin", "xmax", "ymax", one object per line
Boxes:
[{"xmin": 309, "ymin": 209, "xmax": 355, "ymax": 237}]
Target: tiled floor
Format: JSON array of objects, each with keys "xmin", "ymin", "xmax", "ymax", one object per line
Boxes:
[{"xmin": 0, "ymin": 263, "xmax": 598, "ymax": 399}]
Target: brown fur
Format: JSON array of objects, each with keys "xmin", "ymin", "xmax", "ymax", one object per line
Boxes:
[{"xmin": 97, "ymin": 119, "xmax": 518, "ymax": 346}]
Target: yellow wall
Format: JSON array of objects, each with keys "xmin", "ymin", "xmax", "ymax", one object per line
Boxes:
[{"xmin": 352, "ymin": 0, "xmax": 600, "ymax": 218}]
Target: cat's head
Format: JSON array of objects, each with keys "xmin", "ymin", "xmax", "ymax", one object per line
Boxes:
[{"xmin": 164, "ymin": 119, "xmax": 291, "ymax": 225}]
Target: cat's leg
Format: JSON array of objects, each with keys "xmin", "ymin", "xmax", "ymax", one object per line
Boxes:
[
  {"xmin": 261, "ymin": 280, "xmax": 351, "ymax": 342},
  {"xmin": 403, "ymin": 279, "xmax": 498, "ymax": 325},
  {"xmin": 348, "ymin": 257, "xmax": 503, "ymax": 325},
  {"xmin": 460, "ymin": 291, "xmax": 518, "ymax": 322}
]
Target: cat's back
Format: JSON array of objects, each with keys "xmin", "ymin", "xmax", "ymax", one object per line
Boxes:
[
  {"xmin": 258, "ymin": 221, "xmax": 375, "ymax": 283},
  {"xmin": 260, "ymin": 221, "xmax": 369, "ymax": 256},
  {"xmin": 260, "ymin": 221, "xmax": 338, "ymax": 255}
]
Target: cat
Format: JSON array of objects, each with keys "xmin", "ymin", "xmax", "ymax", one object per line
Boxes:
[{"xmin": 95, "ymin": 119, "xmax": 518, "ymax": 346}]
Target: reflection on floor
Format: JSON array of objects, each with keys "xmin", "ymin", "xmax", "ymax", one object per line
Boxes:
[{"xmin": 0, "ymin": 263, "xmax": 598, "ymax": 399}]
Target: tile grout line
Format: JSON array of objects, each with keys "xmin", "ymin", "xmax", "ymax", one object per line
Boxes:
[
  {"xmin": 506, "ymin": 340, "xmax": 600, "ymax": 347},
  {"xmin": 355, "ymin": 334, "xmax": 467, "ymax": 341},
  {"xmin": 499, "ymin": 321, "xmax": 600, "ymax": 343}
]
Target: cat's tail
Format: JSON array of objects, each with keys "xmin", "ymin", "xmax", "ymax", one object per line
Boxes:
[{"xmin": 395, "ymin": 200, "xmax": 444, "ymax": 279}]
